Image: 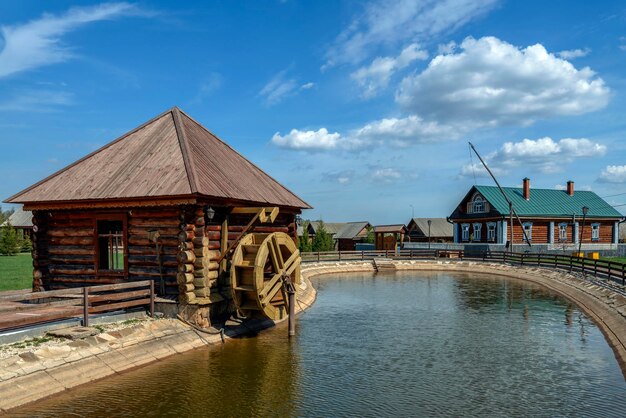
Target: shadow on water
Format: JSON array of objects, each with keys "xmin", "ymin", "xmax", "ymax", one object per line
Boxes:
[{"xmin": 8, "ymin": 271, "xmax": 626, "ymax": 417}]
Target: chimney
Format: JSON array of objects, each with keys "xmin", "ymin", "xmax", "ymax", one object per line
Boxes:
[
  {"xmin": 523, "ymin": 177, "xmax": 530, "ymax": 200},
  {"xmin": 566, "ymin": 180, "xmax": 574, "ymax": 196}
]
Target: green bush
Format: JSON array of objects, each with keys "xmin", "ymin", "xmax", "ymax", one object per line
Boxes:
[
  {"xmin": 21, "ymin": 236, "xmax": 33, "ymax": 253},
  {"xmin": 299, "ymin": 221, "xmax": 313, "ymax": 253},
  {"xmin": 0, "ymin": 223, "xmax": 20, "ymax": 256}
]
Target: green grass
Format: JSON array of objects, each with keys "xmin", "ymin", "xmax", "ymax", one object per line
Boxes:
[
  {"xmin": 604, "ymin": 257, "xmax": 626, "ymax": 264},
  {"xmin": 0, "ymin": 253, "xmax": 33, "ymax": 291}
]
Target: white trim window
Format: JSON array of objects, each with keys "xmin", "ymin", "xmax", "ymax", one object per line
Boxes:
[
  {"xmin": 523, "ymin": 222, "xmax": 533, "ymax": 242},
  {"xmin": 471, "ymin": 195, "xmax": 486, "ymax": 213},
  {"xmin": 461, "ymin": 224, "xmax": 470, "ymax": 241},
  {"xmin": 591, "ymin": 223, "xmax": 600, "ymax": 241},
  {"xmin": 473, "ymin": 223, "xmax": 482, "ymax": 241},
  {"xmin": 558, "ymin": 223, "xmax": 568, "ymax": 242},
  {"xmin": 487, "ymin": 222, "xmax": 496, "ymax": 242}
]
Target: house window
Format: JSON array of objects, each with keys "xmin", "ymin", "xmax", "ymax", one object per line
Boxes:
[
  {"xmin": 523, "ymin": 222, "xmax": 532, "ymax": 242},
  {"xmin": 472, "ymin": 196, "xmax": 485, "ymax": 213},
  {"xmin": 473, "ymin": 223, "xmax": 482, "ymax": 241},
  {"xmin": 96, "ymin": 219, "xmax": 126, "ymax": 273},
  {"xmin": 461, "ymin": 224, "xmax": 470, "ymax": 241},
  {"xmin": 558, "ymin": 223, "xmax": 568, "ymax": 241},
  {"xmin": 487, "ymin": 223, "xmax": 496, "ymax": 242},
  {"xmin": 591, "ymin": 223, "xmax": 600, "ymax": 241}
]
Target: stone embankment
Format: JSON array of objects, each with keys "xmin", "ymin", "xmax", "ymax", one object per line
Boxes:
[{"xmin": 0, "ymin": 277, "xmax": 316, "ymax": 412}]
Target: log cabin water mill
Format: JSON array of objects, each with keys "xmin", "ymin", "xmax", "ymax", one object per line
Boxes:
[{"xmin": 3, "ymin": 107, "xmax": 311, "ymax": 327}]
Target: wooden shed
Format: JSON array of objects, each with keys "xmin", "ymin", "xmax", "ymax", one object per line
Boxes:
[
  {"xmin": 374, "ymin": 224, "xmax": 407, "ymax": 251},
  {"xmin": 4, "ymin": 107, "xmax": 310, "ymax": 326}
]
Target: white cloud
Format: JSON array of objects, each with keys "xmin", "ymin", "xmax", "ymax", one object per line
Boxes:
[
  {"xmin": 437, "ymin": 41, "xmax": 457, "ymax": 54},
  {"xmin": 191, "ymin": 72, "xmax": 222, "ymax": 104},
  {"xmin": 323, "ymin": 170, "xmax": 354, "ymax": 184},
  {"xmin": 351, "ymin": 43, "xmax": 428, "ymax": 98},
  {"xmin": 259, "ymin": 70, "xmax": 299, "ymax": 105},
  {"xmin": 323, "ymin": 0, "xmax": 498, "ymax": 68},
  {"xmin": 372, "ymin": 168, "xmax": 401, "ymax": 183},
  {"xmin": 599, "ymin": 165, "xmax": 626, "ymax": 183},
  {"xmin": 459, "ymin": 137, "xmax": 606, "ymax": 177},
  {"xmin": 301, "ymin": 82, "xmax": 315, "ymax": 89},
  {"xmin": 0, "ymin": 2, "xmax": 141, "ymax": 78},
  {"xmin": 0, "ymin": 89, "xmax": 73, "ymax": 111},
  {"xmin": 352, "ymin": 114, "xmax": 462, "ymax": 146},
  {"xmin": 271, "ymin": 128, "xmax": 342, "ymax": 150},
  {"xmin": 271, "ymin": 114, "xmax": 464, "ymax": 151},
  {"xmin": 397, "ymin": 36, "xmax": 610, "ymax": 127},
  {"xmin": 557, "ymin": 48, "xmax": 590, "ymax": 59}
]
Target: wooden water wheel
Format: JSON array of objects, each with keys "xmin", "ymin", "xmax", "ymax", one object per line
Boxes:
[{"xmin": 230, "ymin": 232, "xmax": 301, "ymax": 320}]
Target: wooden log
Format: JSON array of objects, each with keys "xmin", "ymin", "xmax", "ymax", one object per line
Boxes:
[
  {"xmin": 178, "ymin": 263, "xmax": 194, "ymax": 273},
  {"xmin": 128, "ymin": 246, "xmax": 177, "ymax": 256},
  {"xmin": 177, "ymin": 250, "xmax": 196, "ymax": 264},
  {"xmin": 194, "ymin": 216, "xmax": 205, "ymax": 226},
  {"xmin": 180, "ymin": 223, "xmax": 196, "ymax": 232},
  {"xmin": 128, "ymin": 237, "xmax": 179, "ymax": 247},
  {"xmin": 129, "ymin": 218, "xmax": 180, "ymax": 228},
  {"xmin": 179, "ymin": 292, "xmax": 196, "ymax": 304},
  {"xmin": 49, "ymin": 267, "xmax": 96, "ymax": 275},
  {"xmin": 192, "ymin": 236, "xmax": 209, "ymax": 247},
  {"xmin": 206, "ymin": 225, "xmax": 222, "ymax": 232},
  {"xmin": 179, "ymin": 283, "xmax": 194, "ymax": 293},
  {"xmin": 195, "ymin": 225, "xmax": 206, "ymax": 237},
  {"xmin": 194, "ymin": 287, "xmax": 211, "ymax": 297},
  {"xmin": 178, "ymin": 230, "xmax": 195, "ymax": 242},
  {"xmin": 129, "ymin": 209, "xmax": 180, "ymax": 218},
  {"xmin": 47, "ymin": 229, "xmax": 93, "ymax": 238},
  {"xmin": 208, "ymin": 250, "xmax": 220, "ymax": 261},
  {"xmin": 48, "ymin": 246, "xmax": 93, "ymax": 256},
  {"xmin": 177, "ymin": 272, "xmax": 194, "ymax": 284},
  {"xmin": 179, "ymin": 242, "xmax": 194, "ymax": 251},
  {"xmin": 33, "ymin": 269, "xmax": 43, "ymax": 280},
  {"xmin": 129, "ymin": 227, "xmax": 180, "ymax": 236},
  {"xmin": 193, "ymin": 257, "xmax": 210, "ymax": 269},
  {"xmin": 49, "ymin": 236, "xmax": 94, "ymax": 245},
  {"xmin": 193, "ymin": 246, "xmax": 210, "ymax": 258},
  {"xmin": 206, "ymin": 231, "xmax": 220, "ymax": 241},
  {"xmin": 192, "ymin": 277, "xmax": 206, "ymax": 287}
]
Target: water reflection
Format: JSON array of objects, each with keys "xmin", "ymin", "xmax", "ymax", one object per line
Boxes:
[{"xmin": 9, "ymin": 271, "xmax": 626, "ymax": 418}]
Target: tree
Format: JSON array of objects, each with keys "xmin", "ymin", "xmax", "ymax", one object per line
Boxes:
[
  {"xmin": 21, "ymin": 235, "xmax": 33, "ymax": 253},
  {"xmin": 312, "ymin": 220, "xmax": 335, "ymax": 252},
  {"xmin": 299, "ymin": 221, "xmax": 312, "ymax": 253},
  {"xmin": 365, "ymin": 226, "xmax": 375, "ymax": 244},
  {"xmin": 0, "ymin": 222, "xmax": 20, "ymax": 256}
]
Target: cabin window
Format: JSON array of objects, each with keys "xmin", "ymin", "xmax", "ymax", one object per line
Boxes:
[
  {"xmin": 558, "ymin": 223, "xmax": 568, "ymax": 241},
  {"xmin": 487, "ymin": 223, "xmax": 496, "ymax": 242},
  {"xmin": 96, "ymin": 219, "xmax": 125, "ymax": 273},
  {"xmin": 591, "ymin": 223, "xmax": 600, "ymax": 241},
  {"xmin": 523, "ymin": 222, "xmax": 533, "ymax": 242},
  {"xmin": 461, "ymin": 224, "xmax": 470, "ymax": 241},
  {"xmin": 473, "ymin": 223, "xmax": 482, "ymax": 241}
]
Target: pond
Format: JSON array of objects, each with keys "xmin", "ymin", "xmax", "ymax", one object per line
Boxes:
[{"xmin": 8, "ymin": 271, "xmax": 626, "ymax": 417}]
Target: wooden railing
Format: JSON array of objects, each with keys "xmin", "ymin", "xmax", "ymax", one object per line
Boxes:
[
  {"xmin": 0, "ymin": 280, "xmax": 155, "ymax": 331},
  {"xmin": 301, "ymin": 250, "xmax": 626, "ymax": 286}
]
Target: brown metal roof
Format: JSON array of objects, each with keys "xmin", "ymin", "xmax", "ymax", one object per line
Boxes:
[{"xmin": 5, "ymin": 107, "xmax": 310, "ymax": 209}]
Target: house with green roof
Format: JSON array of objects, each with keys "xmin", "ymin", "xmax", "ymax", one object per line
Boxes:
[{"xmin": 449, "ymin": 179, "xmax": 623, "ymax": 247}]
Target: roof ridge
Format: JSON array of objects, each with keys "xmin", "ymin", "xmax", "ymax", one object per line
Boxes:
[
  {"xmin": 5, "ymin": 108, "xmax": 176, "ymax": 204},
  {"xmin": 176, "ymin": 108, "xmax": 312, "ymax": 209},
  {"xmin": 171, "ymin": 107, "xmax": 198, "ymax": 194}
]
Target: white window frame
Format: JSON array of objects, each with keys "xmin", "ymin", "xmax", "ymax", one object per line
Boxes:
[
  {"xmin": 472, "ymin": 196, "xmax": 485, "ymax": 213},
  {"xmin": 461, "ymin": 224, "xmax": 470, "ymax": 241},
  {"xmin": 487, "ymin": 222, "xmax": 496, "ymax": 242},
  {"xmin": 558, "ymin": 223, "xmax": 568, "ymax": 242},
  {"xmin": 523, "ymin": 222, "xmax": 532, "ymax": 242},
  {"xmin": 473, "ymin": 223, "xmax": 482, "ymax": 241},
  {"xmin": 591, "ymin": 223, "xmax": 600, "ymax": 241}
]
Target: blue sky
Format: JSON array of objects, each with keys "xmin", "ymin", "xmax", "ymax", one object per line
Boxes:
[{"xmin": 1, "ymin": 0, "xmax": 626, "ymax": 224}]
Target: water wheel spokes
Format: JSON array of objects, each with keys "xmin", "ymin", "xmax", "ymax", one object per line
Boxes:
[{"xmin": 230, "ymin": 232, "xmax": 301, "ymax": 320}]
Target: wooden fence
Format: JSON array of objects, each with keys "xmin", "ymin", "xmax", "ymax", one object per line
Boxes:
[
  {"xmin": 301, "ymin": 250, "xmax": 626, "ymax": 286},
  {"xmin": 0, "ymin": 280, "xmax": 154, "ymax": 332}
]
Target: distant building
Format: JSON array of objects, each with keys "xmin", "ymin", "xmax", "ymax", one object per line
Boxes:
[
  {"xmin": 374, "ymin": 224, "xmax": 407, "ymax": 251},
  {"xmin": 0, "ymin": 207, "xmax": 33, "ymax": 240},
  {"xmin": 406, "ymin": 218, "xmax": 453, "ymax": 243},
  {"xmin": 449, "ymin": 179, "xmax": 623, "ymax": 246},
  {"xmin": 334, "ymin": 222, "xmax": 371, "ymax": 251}
]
